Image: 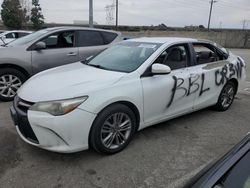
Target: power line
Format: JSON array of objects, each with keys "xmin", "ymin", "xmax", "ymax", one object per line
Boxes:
[{"xmin": 208, "ymin": 0, "xmax": 218, "ymax": 30}]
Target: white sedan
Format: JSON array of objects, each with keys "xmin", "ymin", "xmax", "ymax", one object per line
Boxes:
[
  {"xmin": 0, "ymin": 30, "xmax": 32, "ymax": 46},
  {"xmin": 10, "ymin": 37, "xmax": 246, "ymax": 154}
]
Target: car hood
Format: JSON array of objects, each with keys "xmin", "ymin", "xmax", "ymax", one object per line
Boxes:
[
  {"xmin": 18, "ymin": 62, "xmax": 126, "ymax": 102},
  {"xmin": 0, "ymin": 45, "xmax": 26, "ymax": 55}
]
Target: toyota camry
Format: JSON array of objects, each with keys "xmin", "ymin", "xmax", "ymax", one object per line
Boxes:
[{"xmin": 10, "ymin": 37, "xmax": 246, "ymax": 154}]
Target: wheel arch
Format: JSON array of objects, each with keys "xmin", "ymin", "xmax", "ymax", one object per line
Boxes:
[
  {"xmin": 89, "ymin": 100, "xmax": 141, "ymax": 137},
  {"xmin": 0, "ymin": 64, "xmax": 31, "ymax": 79},
  {"xmin": 228, "ymin": 78, "xmax": 239, "ymax": 95},
  {"xmin": 99, "ymin": 101, "xmax": 141, "ymax": 131},
  {"xmin": 88, "ymin": 100, "xmax": 142, "ymax": 150}
]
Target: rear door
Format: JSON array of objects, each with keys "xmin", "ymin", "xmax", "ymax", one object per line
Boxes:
[
  {"xmin": 76, "ymin": 30, "xmax": 113, "ymax": 61},
  {"xmin": 31, "ymin": 30, "xmax": 79, "ymax": 74},
  {"xmin": 191, "ymin": 42, "xmax": 229, "ymax": 110}
]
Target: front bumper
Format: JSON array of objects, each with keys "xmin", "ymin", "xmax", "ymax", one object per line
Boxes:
[{"xmin": 10, "ymin": 97, "xmax": 97, "ymax": 153}]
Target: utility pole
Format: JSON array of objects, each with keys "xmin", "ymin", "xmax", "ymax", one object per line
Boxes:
[
  {"xmin": 207, "ymin": 0, "xmax": 217, "ymax": 30},
  {"xmin": 89, "ymin": 0, "xmax": 94, "ymax": 28},
  {"xmin": 242, "ymin": 20, "xmax": 250, "ymax": 30},
  {"xmin": 115, "ymin": 0, "xmax": 118, "ymax": 29}
]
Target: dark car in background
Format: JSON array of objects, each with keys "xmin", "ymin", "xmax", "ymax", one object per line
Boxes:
[
  {"xmin": 0, "ymin": 27, "xmax": 121, "ymax": 101},
  {"xmin": 184, "ymin": 132, "xmax": 250, "ymax": 188}
]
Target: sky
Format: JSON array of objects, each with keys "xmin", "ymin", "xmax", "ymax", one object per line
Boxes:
[{"xmin": 0, "ymin": 0, "xmax": 250, "ymax": 29}]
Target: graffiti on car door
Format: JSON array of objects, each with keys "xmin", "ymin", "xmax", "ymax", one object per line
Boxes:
[{"xmin": 167, "ymin": 60, "xmax": 244, "ymax": 108}]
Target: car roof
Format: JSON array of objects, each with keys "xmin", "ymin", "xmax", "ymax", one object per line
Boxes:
[
  {"xmin": 128, "ymin": 37, "xmax": 198, "ymax": 44},
  {"xmin": 0, "ymin": 30, "xmax": 32, "ymax": 35},
  {"xmin": 42, "ymin": 27, "xmax": 120, "ymax": 35}
]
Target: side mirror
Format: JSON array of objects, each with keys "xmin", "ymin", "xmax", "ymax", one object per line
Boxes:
[
  {"xmin": 151, "ymin": 63, "xmax": 171, "ymax": 75},
  {"xmin": 34, "ymin": 41, "xmax": 46, "ymax": 51}
]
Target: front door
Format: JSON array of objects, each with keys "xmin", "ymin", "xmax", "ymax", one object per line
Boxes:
[
  {"xmin": 141, "ymin": 44, "xmax": 198, "ymax": 125},
  {"xmin": 31, "ymin": 30, "xmax": 79, "ymax": 74}
]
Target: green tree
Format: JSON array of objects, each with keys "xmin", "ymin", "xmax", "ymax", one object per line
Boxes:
[
  {"xmin": 20, "ymin": 0, "xmax": 32, "ymax": 28},
  {"xmin": 30, "ymin": 0, "xmax": 44, "ymax": 30},
  {"xmin": 1, "ymin": 0, "xmax": 24, "ymax": 29}
]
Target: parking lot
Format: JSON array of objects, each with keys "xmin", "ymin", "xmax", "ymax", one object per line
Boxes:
[{"xmin": 0, "ymin": 49, "xmax": 250, "ymax": 188}]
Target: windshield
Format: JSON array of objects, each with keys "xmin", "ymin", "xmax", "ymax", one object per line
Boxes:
[
  {"xmin": 7, "ymin": 30, "xmax": 49, "ymax": 46},
  {"xmin": 87, "ymin": 41, "xmax": 162, "ymax": 73}
]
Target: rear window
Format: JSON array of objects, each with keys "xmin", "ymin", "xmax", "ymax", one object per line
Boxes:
[
  {"xmin": 78, "ymin": 30, "xmax": 104, "ymax": 47},
  {"xmin": 101, "ymin": 31, "xmax": 118, "ymax": 44}
]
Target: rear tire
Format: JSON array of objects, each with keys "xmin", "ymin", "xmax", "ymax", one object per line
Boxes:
[
  {"xmin": 215, "ymin": 81, "xmax": 236, "ymax": 111},
  {"xmin": 0, "ymin": 68, "xmax": 26, "ymax": 101},
  {"xmin": 90, "ymin": 104, "xmax": 137, "ymax": 154}
]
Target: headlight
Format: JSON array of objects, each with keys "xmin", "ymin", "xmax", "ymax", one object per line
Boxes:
[{"xmin": 30, "ymin": 96, "xmax": 88, "ymax": 116}]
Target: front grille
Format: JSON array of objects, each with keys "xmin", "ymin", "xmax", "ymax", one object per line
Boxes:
[
  {"xmin": 14, "ymin": 96, "xmax": 39, "ymax": 144},
  {"xmin": 14, "ymin": 96, "xmax": 34, "ymax": 114}
]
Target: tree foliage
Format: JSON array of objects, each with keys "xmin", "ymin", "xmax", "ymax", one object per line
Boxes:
[
  {"xmin": 20, "ymin": 0, "xmax": 32, "ymax": 27},
  {"xmin": 30, "ymin": 0, "xmax": 44, "ymax": 30},
  {"xmin": 1, "ymin": 0, "xmax": 24, "ymax": 29}
]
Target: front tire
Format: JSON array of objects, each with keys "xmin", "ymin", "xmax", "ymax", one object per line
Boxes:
[
  {"xmin": 90, "ymin": 104, "xmax": 137, "ymax": 154},
  {"xmin": 215, "ymin": 81, "xmax": 236, "ymax": 111},
  {"xmin": 0, "ymin": 68, "xmax": 26, "ymax": 101}
]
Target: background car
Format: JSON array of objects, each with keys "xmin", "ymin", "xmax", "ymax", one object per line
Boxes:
[
  {"xmin": 10, "ymin": 37, "xmax": 246, "ymax": 154},
  {"xmin": 0, "ymin": 27, "xmax": 121, "ymax": 101},
  {"xmin": 0, "ymin": 30, "xmax": 32, "ymax": 46},
  {"xmin": 184, "ymin": 132, "xmax": 250, "ymax": 188}
]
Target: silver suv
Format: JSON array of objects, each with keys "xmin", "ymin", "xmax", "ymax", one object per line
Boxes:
[{"xmin": 0, "ymin": 27, "xmax": 121, "ymax": 101}]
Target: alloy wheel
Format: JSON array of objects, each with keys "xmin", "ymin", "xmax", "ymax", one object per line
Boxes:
[
  {"xmin": 101, "ymin": 112, "xmax": 132, "ymax": 150},
  {"xmin": 0, "ymin": 74, "xmax": 22, "ymax": 98},
  {"xmin": 221, "ymin": 84, "xmax": 235, "ymax": 109}
]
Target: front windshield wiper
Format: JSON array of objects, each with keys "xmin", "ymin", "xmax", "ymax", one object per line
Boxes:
[
  {"xmin": 0, "ymin": 39, "xmax": 7, "ymax": 47},
  {"xmin": 86, "ymin": 63, "xmax": 108, "ymax": 70},
  {"xmin": 81, "ymin": 55, "xmax": 108, "ymax": 70}
]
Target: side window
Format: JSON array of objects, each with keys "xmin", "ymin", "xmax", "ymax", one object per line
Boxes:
[
  {"xmin": 40, "ymin": 31, "xmax": 75, "ymax": 49},
  {"xmin": 18, "ymin": 32, "xmax": 29, "ymax": 38},
  {"xmin": 213, "ymin": 151, "xmax": 250, "ymax": 188},
  {"xmin": 101, "ymin": 32, "xmax": 118, "ymax": 44},
  {"xmin": 193, "ymin": 43, "xmax": 223, "ymax": 65},
  {"xmin": 14, "ymin": 33, "xmax": 18, "ymax": 39},
  {"xmin": 5, "ymin": 33, "xmax": 15, "ymax": 39},
  {"xmin": 78, "ymin": 30, "xmax": 104, "ymax": 47},
  {"xmin": 154, "ymin": 45, "xmax": 188, "ymax": 70}
]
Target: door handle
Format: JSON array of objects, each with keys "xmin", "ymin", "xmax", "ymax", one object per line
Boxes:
[{"xmin": 67, "ymin": 52, "xmax": 77, "ymax": 56}]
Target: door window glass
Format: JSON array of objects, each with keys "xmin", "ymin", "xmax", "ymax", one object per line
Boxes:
[
  {"xmin": 40, "ymin": 31, "xmax": 75, "ymax": 49},
  {"xmin": 155, "ymin": 45, "xmax": 188, "ymax": 70},
  {"xmin": 78, "ymin": 30, "xmax": 104, "ymax": 47},
  {"xmin": 5, "ymin": 33, "xmax": 15, "ymax": 39},
  {"xmin": 193, "ymin": 43, "xmax": 223, "ymax": 65},
  {"xmin": 18, "ymin": 32, "xmax": 29, "ymax": 38},
  {"xmin": 101, "ymin": 31, "xmax": 118, "ymax": 44}
]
